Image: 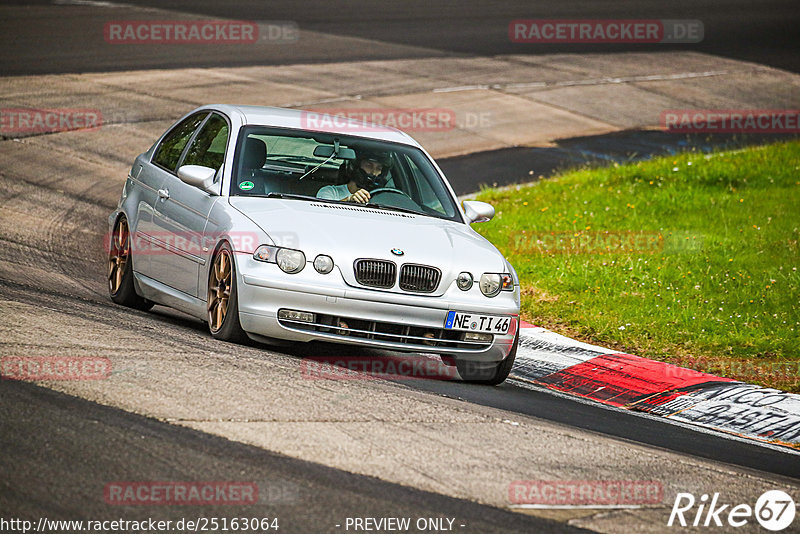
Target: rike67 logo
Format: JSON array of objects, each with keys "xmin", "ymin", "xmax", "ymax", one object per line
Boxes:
[{"xmin": 668, "ymin": 490, "xmax": 795, "ymax": 531}]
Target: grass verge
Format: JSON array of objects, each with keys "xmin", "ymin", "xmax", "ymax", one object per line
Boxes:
[{"xmin": 473, "ymin": 140, "xmax": 800, "ymax": 392}]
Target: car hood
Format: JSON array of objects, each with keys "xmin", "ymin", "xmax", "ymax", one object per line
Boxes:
[{"xmin": 228, "ymin": 197, "xmax": 508, "ymax": 295}]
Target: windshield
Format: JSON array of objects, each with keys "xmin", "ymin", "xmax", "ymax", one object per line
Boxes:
[{"xmin": 231, "ymin": 126, "xmax": 461, "ymax": 222}]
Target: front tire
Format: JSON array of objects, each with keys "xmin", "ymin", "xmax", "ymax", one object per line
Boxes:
[
  {"xmin": 207, "ymin": 243, "xmax": 248, "ymax": 343},
  {"xmin": 108, "ymin": 215, "xmax": 153, "ymax": 311},
  {"xmin": 456, "ymin": 329, "xmax": 519, "ymax": 385}
]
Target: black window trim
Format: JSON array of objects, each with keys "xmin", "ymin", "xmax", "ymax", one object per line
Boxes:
[
  {"xmin": 175, "ymin": 111, "xmax": 232, "ymax": 176},
  {"xmin": 151, "ymin": 111, "xmax": 210, "ymax": 175}
]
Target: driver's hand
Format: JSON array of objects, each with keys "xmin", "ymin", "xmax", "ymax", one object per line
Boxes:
[{"xmin": 347, "ymin": 189, "xmax": 370, "ymax": 203}]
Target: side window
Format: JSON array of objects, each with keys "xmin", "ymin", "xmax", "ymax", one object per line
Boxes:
[
  {"xmin": 181, "ymin": 113, "xmax": 229, "ymax": 171},
  {"xmin": 152, "ymin": 112, "xmax": 207, "ymax": 172}
]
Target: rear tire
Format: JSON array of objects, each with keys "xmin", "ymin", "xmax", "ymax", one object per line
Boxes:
[
  {"xmin": 108, "ymin": 215, "xmax": 153, "ymax": 311},
  {"xmin": 207, "ymin": 242, "xmax": 248, "ymax": 343},
  {"xmin": 456, "ymin": 330, "xmax": 519, "ymax": 385}
]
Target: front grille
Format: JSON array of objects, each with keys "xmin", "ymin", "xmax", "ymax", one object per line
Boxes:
[
  {"xmin": 354, "ymin": 259, "xmax": 396, "ymax": 288},
  {"xmin": 399, "ymin": 264, "xmax": 441, "ymax": 293},
  {"xmin": 277, "ymin": 311, "xmax": 492, "ymax": 351}
]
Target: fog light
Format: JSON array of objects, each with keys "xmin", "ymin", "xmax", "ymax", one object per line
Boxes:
[
  {"xmin": 278, "ymin": 309, "xmax": 315, "ymax": 323},
  {"xmin": 464, "ymin": 332, "xmax": 493, "ymax": 342},
  {"xmin": 314, "ymin": 254, "xmax": 334, "ymax": 274}
]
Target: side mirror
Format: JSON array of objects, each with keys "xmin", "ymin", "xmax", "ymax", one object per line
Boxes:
[
  {"xmin": 177, "ymin": 165, "xmax": 217, "ymax": 192},
  {"xmin": 462, "ymin": 200, "xmax": 495, "ymax": 223}
]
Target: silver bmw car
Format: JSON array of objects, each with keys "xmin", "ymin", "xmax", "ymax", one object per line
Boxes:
[{"xmin": 107, "ymin": 105, "xmax": 520, "ymax": 384}]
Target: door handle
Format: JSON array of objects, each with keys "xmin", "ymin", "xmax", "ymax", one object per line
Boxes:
[{"xmin": 157, "ymin": 188, "xmax": 170, "ymax": 200}]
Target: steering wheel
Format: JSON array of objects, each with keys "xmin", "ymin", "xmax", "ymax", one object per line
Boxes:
[
  {"xmin": 368, "ymin": 187, "xmax": 413, "ymax": 201},
  {"xmin": 367, "ymin": 187, "xmax": 420, "ymax": 211}
]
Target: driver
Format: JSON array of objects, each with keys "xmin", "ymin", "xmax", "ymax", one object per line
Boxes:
[{"xmin": 316, "ymin": 149, "xmax": 392, "ymax": 203}]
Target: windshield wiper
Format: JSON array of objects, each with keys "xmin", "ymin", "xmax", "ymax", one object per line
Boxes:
[
  {"xmin": 263, "ymin": 194, "xmax": 431, "ymax": 217},
  {"xmin": 264, "ymin": 192, "xmax": 320, "ymax": 201},
  {"xmin": 368, "ymin": 203, "xmax": 426, "ymax": 217}
]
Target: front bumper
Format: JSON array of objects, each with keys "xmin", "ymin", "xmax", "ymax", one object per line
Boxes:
[{"xmin": 236, "ymin": 260, "xmax": 519, "ymax": 363}]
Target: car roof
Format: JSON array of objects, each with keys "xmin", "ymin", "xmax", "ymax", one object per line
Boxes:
[{"xmin": 205, "ymin": 104, "xmax": 423, "ymax": 148}]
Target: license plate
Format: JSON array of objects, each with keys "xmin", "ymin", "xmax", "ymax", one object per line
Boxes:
[{"xmin": 444, "ymin": 311, "xmax": 510, "ymax": 334}]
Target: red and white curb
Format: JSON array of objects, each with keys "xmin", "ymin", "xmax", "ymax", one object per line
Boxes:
[{"xmin": 512, "ymin": 323, "xmax": 800, "ymax": 448}]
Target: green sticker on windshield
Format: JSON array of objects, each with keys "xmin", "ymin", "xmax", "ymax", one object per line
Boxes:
[{"xmin": 239, "ymin": 181, "xmax": 255, "ymax": 191}]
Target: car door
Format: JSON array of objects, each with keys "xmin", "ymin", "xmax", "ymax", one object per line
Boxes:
[
  {"xmin": 125, "ymin": 156, "xmax": 160, "ymax": 278},
  {"xmin": 150, "ymin": 112, "xmax": 229, "ymax": 297},
  {"xmin": 136, "ymin": 111, "xmax": 208, "ymax": 280}
]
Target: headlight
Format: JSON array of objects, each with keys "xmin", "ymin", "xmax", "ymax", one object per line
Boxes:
[
  {"xmin": 276, "ymin": 248, "xmax": 306, "ymax": 274},
  {"xmin": 313, "ymin": 254, "xmax": 334, "ymax": 274},
  {"xmin": 500, "ymin": 273, "xmax": 514, "ymax": 291},
  {"xmin": 479, "ymin": 273, "xmax": 502, "ymax": 297},
  {"xmin": 505, "ymin": 260, "xmax": 519, "ymax": 286},
  {"xmin": 253, "ymin": 245, "xmax": 306, "ymax": 274},
  {"xmin": 479, "ymin": 273, "xmax": 514, "ymax": 297},
  {"xmin": 253, "ymin": 244, "xmax": 278, "ymax": 262},
  {"xmin": 456, "ymin": 272, "xmax": 473, "ymax": 291}
]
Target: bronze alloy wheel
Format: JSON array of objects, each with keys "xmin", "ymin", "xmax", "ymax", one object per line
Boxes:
[
  {"xmin": 208, "ymin": 248, "xmax": 233, "ymax": 332},
  {"xmin": 107, "ymin": 216, "xmax": 152, "ymax": 310},
  {"xmin": 108, "ymin": 217, "xmax": 130, "ymax": 295}
]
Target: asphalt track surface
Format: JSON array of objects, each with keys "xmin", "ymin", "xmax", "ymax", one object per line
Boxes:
[
  {"xmin": 2, "ymin": 1, "xmax": 800, "ymax": 532},
  {"xmin": 1, "ymin": 0, "xmax": 798, "ymax": 75},
  {"xmin": 1, "ymin": 379, "xmax": 574, "ymax": 533}
]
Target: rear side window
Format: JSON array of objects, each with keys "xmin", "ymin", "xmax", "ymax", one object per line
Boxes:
[
  {"xmin": 152, "ymin": 112, "xmax": 207, "ymax": 172},
  {"xmin": 181, "ymin": 113, "xmax": 229, "ymax": 171}
]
